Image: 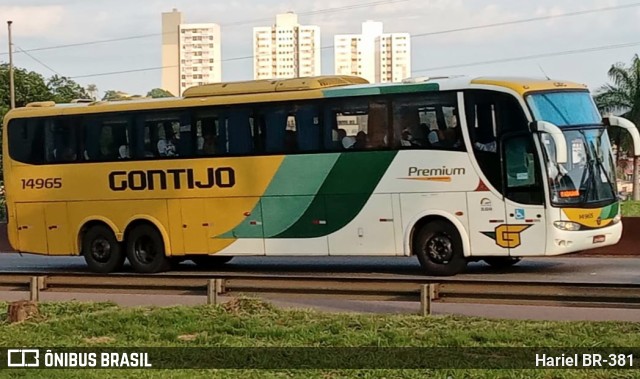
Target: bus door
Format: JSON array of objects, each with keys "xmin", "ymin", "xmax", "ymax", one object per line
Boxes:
[{"xmin": 501, "ymin": 132, "xmax": 547, "ymax": 256}]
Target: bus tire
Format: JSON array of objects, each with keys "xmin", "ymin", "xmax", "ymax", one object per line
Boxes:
[
  {"xmin": 82, "ymin": 225, "xmax": 125, "ymax": 273},
  {"xmin": 191, "ymin": 256, "xmax": 233, "ymax": 268},
  {"xmin": 126, "ymin": 225, "xmax": 170, "ymax": 273},
  {"xmin": 414, "ymin": 220, "xmax": 467, "ymax": 276},
  {"xmin": 483, "ymin": 257, "xmax": 521, "ymax": 268}
]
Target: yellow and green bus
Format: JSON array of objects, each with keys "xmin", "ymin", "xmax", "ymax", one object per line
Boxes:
[{"xmin": 3, "ymin": 75, "xmax": 638, "ymax": 275}]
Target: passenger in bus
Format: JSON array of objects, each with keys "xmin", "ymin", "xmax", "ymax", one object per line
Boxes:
[
  {"xmin": 446, "ymin": 128, "xmax": 464, "ymax": 150},
  {"xmin": 342, "ymin": 136, "xmax": 356, "ymax": 149},
  {"xmin": 353, "ymin": 131, "xmax": 368, "ymax": 149},
  {"xmin": 201, "ymin": 131, "xmax": 216, "ymax": 155},
  {"xmin": 118, "ymin": 145, "xmax": 130, "ymax": 159},
  {"xmin": 55, "ymin": 146, "xmax": 77, "ymax": 162},
  {"xmin": 428, "ymin": 130, "xmax": 447, "ymax": 148},
  {"xmin": 400, "ymin": 129, "xmax": 420, "ymax": 147},
  {"xmin": 474, "ymin": 139, "xmax": 497, "ymax": 152},
  {"xmin": 284, "ymin": 130, "xmax": 297, "ymax": 152},
  {"xmin": 158, "ymin": 132, "xmax": 178, "ymax": 157},
  {"xmin": 336, "ymin": 128, "xmax": 347, "ymax": 149}
]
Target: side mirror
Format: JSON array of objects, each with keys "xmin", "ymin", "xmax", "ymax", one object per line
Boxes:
[
  {"xmin": 529, "ymin": 121, "xmax": 568, "ymax": 164},
  {"xmin": 604, "ymin": 116, "xmax": 640, "ymax": 157}
]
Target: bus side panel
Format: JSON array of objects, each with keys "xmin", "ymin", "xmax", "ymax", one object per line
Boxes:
[
  {"xmin": 327, "ymin": 194, "xmax": 396, "ymax": 256},
  {"xmin": 14, "ymin": 203, "xmax": 48, "ymax": 254},
  {"xmin": 44, "ymin": 202, "xmax": 73, "ymax": 255},
  {"xmin": 68, "ymin": 200, "xmax": 171, "ymax": 254}
]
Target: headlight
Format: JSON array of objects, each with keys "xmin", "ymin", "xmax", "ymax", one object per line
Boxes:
[
  {"xmin": 553, "ymin": 221, "xmax": 581, "ymax": 231},
  {"xmin": 612, "ymin": 214, "xmax": 622, "ymax": 224}
]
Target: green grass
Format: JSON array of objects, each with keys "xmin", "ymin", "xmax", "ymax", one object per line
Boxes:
[
  {"xmin": 0, "ymin": 299, "xmax": 638, "ymax": 378},
  {"xmin": 621, "ymin": 201, "xmax": 640, "ymax": 217}
]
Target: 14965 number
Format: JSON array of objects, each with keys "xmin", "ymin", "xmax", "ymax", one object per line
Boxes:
[{"xmin": 21, "ymin": 178, "xmax": 63, "ymax": 190}]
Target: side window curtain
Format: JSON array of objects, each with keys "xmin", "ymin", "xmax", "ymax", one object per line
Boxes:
[
  {"xmin": 227, "ymin": 109, "xmax": 253, "ymax": 155},
  {"xmin": 177, "ymin": 112, "xmax": 193, "ymax": 157},
  {"xmin": 264, "ymin": 107, "xmax": 288, "ymax": 153},
  {"xmin": 295, "ymin": 104, "xmax": 321, "ymax": 152},
  {"xmin": 322, "ymin": 105, "xmax": 335, "ymax": 150},
  {"xmin": 215, "ymin": 112, "xmax": 228, "ymax": 154}
]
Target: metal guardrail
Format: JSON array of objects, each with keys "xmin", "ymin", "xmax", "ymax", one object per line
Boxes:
[{"xmin": 1, "ymin": 273, "xmax": 639, "ymax": 315}]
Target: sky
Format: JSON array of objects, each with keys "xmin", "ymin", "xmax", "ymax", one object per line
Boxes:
[{"xmin": 1, "ymin": 0, "xmax": 640, "ymax": 98}]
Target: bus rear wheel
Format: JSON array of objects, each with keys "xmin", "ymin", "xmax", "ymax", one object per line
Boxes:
[
  {"xmin": 82, "ymin": 225, "xmax": 125, "ymax": 273},
  {"xmin": 126, "ymin": 225, "xmax": 170, "ymax": 273},
  {"xmin": 483, "ymin": 257, "xmax": 521, "ymax": 269},
  {"xmin": 191, "ymin": 256, "xmax": 233, "ymax": 269},
  {"xmin": 414, "ymin": 220, "xmax": 467, "ymax": 276}
]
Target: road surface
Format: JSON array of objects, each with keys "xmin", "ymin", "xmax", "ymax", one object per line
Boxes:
[{"xmin": 1, "ymin": 253, "xmax": 639, "ymax": 321}]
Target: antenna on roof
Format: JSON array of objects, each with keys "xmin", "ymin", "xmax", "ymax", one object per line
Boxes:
[{"xmin": 537, "ymin": 63, "xmax": 551, "ymax": 80}]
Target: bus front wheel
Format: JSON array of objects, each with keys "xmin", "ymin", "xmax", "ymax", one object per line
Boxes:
[
  {"xmin": 82, "ymin": 225, "xmax": 126, "ymax": 273},
  {"xmin": 414, "ymin": 220, "xmax": 467, "ymax": 276},
  {"xmin": 126, "ymin": 225, "xmax": 170, "ymax": 273}
]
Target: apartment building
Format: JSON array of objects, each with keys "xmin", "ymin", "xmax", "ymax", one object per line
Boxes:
[
  {"xmin": 334, "ymin": 21, "xmax": 411, "ymax": 83},
  {"xmin": 253, "ymin": 12, "xmax": 321, "ymax": 80},
  {"xmin": 161, "ymin": 9, "xmax": 222, "ymax": 96}
]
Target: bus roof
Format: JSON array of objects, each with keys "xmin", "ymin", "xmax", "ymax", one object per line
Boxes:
[{"xmin": 3, "ymin": 75, "xmax": 589, "ymax": 120}]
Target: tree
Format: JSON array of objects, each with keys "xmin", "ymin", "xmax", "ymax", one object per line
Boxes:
[
  {"xmin": 0, "ymin": 63, "xmax": 55, "ymax": 207},
  {"xmin": 146, "ymin": 88, "xmax": 174, "ymax": 98},
  {"xmin": 48, "ymin": 75, "xmax": 89, "ymax": 103},
  {"xmin": 86, "ymin": 84, "xmax": 98, "ymax": 101},
  {"xmin": 594, "ymin": 54, "xmax": 640, "ymax": 199},
  {"xmin": 102, "ymin": 90, "xmax": 141, "ymax": 101},
  {"xmin": 0, "ymin": 63, "xmax": 52, "ymax": 113}
]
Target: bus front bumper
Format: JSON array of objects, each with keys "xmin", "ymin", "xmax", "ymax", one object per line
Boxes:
[{"xmin": 545, "ymin": 221, "xmax": 622, "ymax": 256}]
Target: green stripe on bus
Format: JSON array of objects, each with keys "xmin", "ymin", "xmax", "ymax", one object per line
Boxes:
[
  {"xmin": 323, "ymin": 83, "xmax": 440, "ymax": 98},
  {"xmin": 219, "ymin": 154, "xmax": 340, "ymax": 238},
  {"xmin": 274, "ymin": 151, "xmax": 397, "ymax": 238},
  {"xmin": 600, "ymin": 203, "xmax": 619, "ymax": 219}
]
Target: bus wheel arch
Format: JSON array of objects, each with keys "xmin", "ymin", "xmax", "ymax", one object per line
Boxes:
[
  {"xmin": 408, "ymin": 214, "xmax": 469, "ymax": 276},
  {"xmin": 123, "ymin": 220, "xmax": 171, "ymax": 273},
  {"xmin": 79, "ymin": 221, "xmax": 125, "ymax": 273}
]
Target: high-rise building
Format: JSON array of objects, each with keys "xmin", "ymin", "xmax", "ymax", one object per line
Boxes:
[
  {"xmin": 161, "ymin": 9, "xmax": 222, "ymax": 96},
  {"xmin": 253, "ymin": 12, "xmax": 321, "ymax": 80},
  {"xmin": 334, "ymin": 21, "xmax": 411, "ymax": 83}
]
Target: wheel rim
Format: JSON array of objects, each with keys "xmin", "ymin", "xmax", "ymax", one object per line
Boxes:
[
  {"xmin": 90, "ymin": 237, "xmax": 112, "ymax": 263},
  {"xmin": 133, "ymin": 236, "xmax": 157, "ymax": 264},
  {"xmin": 425, "ymin": 233, "xmax": 454, "ymax": 264}
]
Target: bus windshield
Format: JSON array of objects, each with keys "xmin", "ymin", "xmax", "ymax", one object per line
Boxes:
[{"xmin": 526, "ymin": 91, "xmax": 616, "ymax": 206}]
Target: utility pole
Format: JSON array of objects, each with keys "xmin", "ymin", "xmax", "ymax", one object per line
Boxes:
[{"xmin": 7, "ymin": 21, "xmax": 16, "ymax": 109}]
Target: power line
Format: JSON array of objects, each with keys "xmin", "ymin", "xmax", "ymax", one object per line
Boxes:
[
  {"xmin": 67, "ymin": 1, "xmax": 640, "ymax": 80},
  {"xmin": 70, "ymin": 39, "xmax": 640, "ymax": 80},
  {"xmin": 15, "ymin": 45, "xmax": 60, "ymax": 76},
  {"xmin": 0, "ymin": 0, "xmax": 411, "ymax": 56},
  {"xmin": 412, "ymin": 40, "xmax": 640, "ymax": 73}
]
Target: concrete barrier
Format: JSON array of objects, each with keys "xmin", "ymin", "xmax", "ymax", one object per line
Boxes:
[{"xmin": 0, "ymin": 220, "xmax": 636, "ymax": 256}]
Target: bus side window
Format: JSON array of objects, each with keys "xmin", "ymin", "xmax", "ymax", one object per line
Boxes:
[
  {"xmin": 329, "ymin": 98, "xmax": 388, "ymax": 151},
  {"xmin": 392, "ymin": 93, "xmax": 460, "ymax": 150},
  {"xmin": 7, "ymin": 118, "xmax": 45, "ymax": 164},
  {"xmin": 46, "ymin": 117, "xmax": 78, "ymax": 163}
]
